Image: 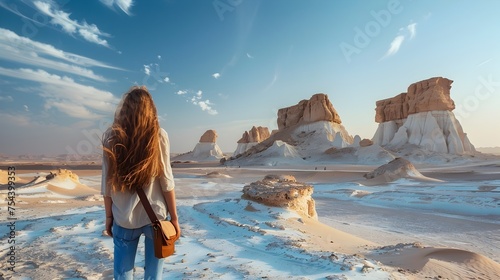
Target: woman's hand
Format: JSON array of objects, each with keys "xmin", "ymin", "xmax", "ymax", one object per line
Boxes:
[
  {"xmin": 106, "ymin": 217, "xmax": 113, "ymax": 237},
  {"xmin": 170, "ymin": 218, "xmax": 181, "ymax": 239}
]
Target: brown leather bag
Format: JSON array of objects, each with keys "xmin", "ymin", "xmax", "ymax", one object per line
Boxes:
[{"xmin": 137, "ymin": 187, "xmax": 179, "ymax": 258}]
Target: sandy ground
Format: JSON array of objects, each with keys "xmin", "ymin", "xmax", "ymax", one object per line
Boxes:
[{"xmin": 0, "ymin": 161, "xmax": 499, "ymax": 279}]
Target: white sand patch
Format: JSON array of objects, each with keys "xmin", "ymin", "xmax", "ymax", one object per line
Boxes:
[
  {"xmin": 0, "ymin": 196, "xmax": 389, "ymax": 279},
  {"xmin": 40, "ymin": 200, "xmax": 67, "ymax": 204},
  {"xmin": 78, "ymin": 175, "xmax": 102, "ymax": 188},
  {"xmin": 0, "ymin": 163, "xmax": 498, "ymax": 279}
]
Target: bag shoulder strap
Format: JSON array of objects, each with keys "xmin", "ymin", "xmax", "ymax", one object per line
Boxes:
[{"xmin": 137, "ymin": 187, "xmax": 159, "ymax": 224}]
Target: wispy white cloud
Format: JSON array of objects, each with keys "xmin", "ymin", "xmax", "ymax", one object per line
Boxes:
[
  {"xmin": 246, "ymin": 53, "xmax": 254, "ymax": 59},
  {"xmin": 0, "ymin": 112, "xmax": 31, "ymax": 126},
  {"xmin": 381, "ymin": 22, "xmax": 418, "ymax": 60},
  {"xmin": 197, "ymin": 100, "xmax": 218, "ymax": 115},
  {"xmin": 78, "ymin": 28, "xmax": 108, "ymax": 46},
  {"xmin": 477, "ymin": 59, "xmax": 492, "ymax": 67},
  {"xmin": 99, "ymin": 0, "xmax": 134, "ymax": 15},
  {"xmin": 385, "ymin": 35, "xmax": 405, "ymax": 57},
  {"xmin": 176, "ymin": 89, "xmax": 218, "ymax": 115},
  {"xmin": 0, "ymin": 28, "xmax": 120, "ymax": 81},
  {"xmin": 212, "ymin": 72, "xmax": 220, "ymax": 79},
  {"xmin": 163, "ymin": 77, "xmax": 170, "ymax": 83},
  {"xmin": 0, "ymin": 67, "xmax": 119, "ymax": 119},
  {"xmin": 0, "ymin": 95, "xmax": 13, "ymax": 102},
  {"xmin": 407, "ymin": 23, "xmax": 417, "ymax": 39},
  {"xmin": 33, "ymin": 1, "xmax": 111, "ymax": 47},
  {"xmin": 157, "ymin": 55, "xmax": 162, "ymax": 60},
  {"xmin": 23, "ymin": 105, "xmax": 29, "ymax": 111},
  {"xmin": 143, "ymin": 65, "xmax": 151, "ymax": 75}
]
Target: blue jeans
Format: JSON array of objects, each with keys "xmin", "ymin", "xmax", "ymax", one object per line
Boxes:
[{"xmin": 113, "ymin": 222, "xmax": 164, "ymax": 280}]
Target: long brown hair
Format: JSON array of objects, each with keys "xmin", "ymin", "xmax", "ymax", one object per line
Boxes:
[{"xmin": 103, "ymin": 86, "xmax": 161, "ymax": 192}]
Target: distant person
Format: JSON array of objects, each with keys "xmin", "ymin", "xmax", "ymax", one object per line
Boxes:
[{"xmin": 101, "ymin": 86, "xmax": 180, "ymax": 279}]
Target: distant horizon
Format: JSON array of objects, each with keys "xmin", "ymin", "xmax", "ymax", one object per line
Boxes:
[
  {"xmin": 1, "ymin": 0, "xmax": 499, "ymax": 156},
  {"xmin": 2, "ymin": 143, "xmax": 500, "ymax": 158}
]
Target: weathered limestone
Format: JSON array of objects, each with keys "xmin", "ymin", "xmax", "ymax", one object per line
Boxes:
[
  {"xmin": 199, "ymin": 130, "xmax": 218, "ymax": 143},
  {"xmin": 277, "ymin": 93, "xmax": 342, "ymax": 130},
  {"xmin": 364, "ymin": 157, "xmax": 422, "ymax": 180},
  {"xmin": 238, "ymin": 126, "xmax": 270, "ymax": 143},
  {"xmin": 359, "ymin": 139, "xmax": 373, "ymax": 147},
  {"xmin": 174, "ymin": 129, "xmax": 224, "ymax": 161},
  {"xmin": 242, "ymin": 175, "xmax": 318, "ymax": 219},
  {"xmin": 375, "ymin": 77, "xmax": 455, "ymax": 123},
  {"xmin": 372, "ymin": 77, "xmax": 475, "ymax": 155},
  {"xmin": 234, "ymin": 126, "xmax": 271, "ymax": 156}
]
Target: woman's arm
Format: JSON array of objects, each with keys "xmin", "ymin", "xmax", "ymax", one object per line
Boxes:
[
  {"xmin": 162, "ymin": 189, "xmax": 180, "ymax": 237},
  {"xmin": 101, "ymin": 133, "xmax": 113, "ymax": 237},
  {"xmin": 104, "ymin": 195, "xmax": 113, "ymax": 236}
]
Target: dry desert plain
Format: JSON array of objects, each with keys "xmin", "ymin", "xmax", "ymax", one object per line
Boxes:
[{"xmin": 0, "ymin": 157, "xmax": 499, "ymax": 279}]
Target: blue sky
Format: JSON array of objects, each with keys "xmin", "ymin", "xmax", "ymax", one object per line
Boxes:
[{"xmin": 0, "ymin": 0, "xmax": 499, "ymax": 156}]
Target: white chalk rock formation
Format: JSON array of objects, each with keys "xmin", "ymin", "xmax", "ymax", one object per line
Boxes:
[
  {"xmin": 229, "ymin": 94, "xmax": 355, "ymax": 165},
  {"xmin": 191, "ymin": 143, "xmax": 224, "ymax": 160},
  {"xmin": 293, "ymin": 121, "xmax": 353, "ymax": 152},
  {"xmin": 373, "ymin": 77, "xmax": 475, "ymax": 155},
  {"xmin": 242, "ymin": 175, "xmax": 318, "ymax": 219},
  {"xmin": 234, "ymin": 126, "xmax": 270, "ymax": 156},
  {"xmin": 174, "ymin": 129, "xmax": 224, "ymax": 161},
  {"xmin": 351, "ymin": 135, "xmax": 362, "ymax": 147}
]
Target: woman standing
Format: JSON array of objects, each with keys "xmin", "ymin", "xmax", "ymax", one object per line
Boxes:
[{"xmin": 101, "ymin": 86, "xmax": 180, "ymax": 279}]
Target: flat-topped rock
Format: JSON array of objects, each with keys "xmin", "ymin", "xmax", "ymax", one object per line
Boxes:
[
  {"xmin": 242, "ymin": 175, "xmax": 317, "ymax": 219},
  {"xmin": 376, "ymin": 77, "xmax": 455, "ymax": 123},
  {"xmin": 277, "ymin": 93, "xmax": 342, "ymax": 130}
]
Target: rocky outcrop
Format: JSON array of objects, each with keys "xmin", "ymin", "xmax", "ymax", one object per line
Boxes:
[
  {"xmin": 199, "ymin": 130, "xmax": 218, "ymax": 143},
  {"xmin": 174, "ymin": 130, "xmax": 224, "ymax": 161},
  {"xmin": 277, "ymin": 93, "xmax": 342, "ymax": 130},
  {"xmin": 242, "ymin": 175, "xmax": 317, "ymax": 219},
  {"xmin": 234, "ymin": 126, "xmax": 271, "ymax": 156},
  {"xmin": 372, "ymin": 77, "xmax": 475, "ymax": 155},
  {"xmin": 359, "ymin": 139, "xmax": 373, "ymax": 147},
  {"xmin": 375, "ymin": 77, "xmax": 455, "ymax": 123},
  {"xmin": 229, "ymin": 93, "xmax": 354, "ymax": 165},
  {"xmin": 364, "ymin": 157, "xmax": 422, "ymax": 180},
  {"xmin": 238, "ymin": 126, "xmax": 270, "ymax": 143},
  {"xmin": 49, "ymin": 168, "xmax": 80, "ymax": 182}
]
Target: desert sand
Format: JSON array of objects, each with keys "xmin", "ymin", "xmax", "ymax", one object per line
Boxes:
[{"xmin": 0, "ymin": 158, "xmax": 498, "ymax": 279}]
